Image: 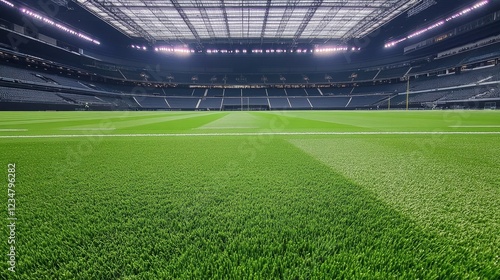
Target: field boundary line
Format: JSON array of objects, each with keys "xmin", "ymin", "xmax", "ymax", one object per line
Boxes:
[
  {"xmin": 449, "ymin": 125, "xmax": 500, "ymax": 128},
  {"xmin": 1, "ymin": 131, "xmax": 500, "ymax": 138},
  {"xmin": 60, "ymin": 128, "xmax": 116, "ymax": 131}
]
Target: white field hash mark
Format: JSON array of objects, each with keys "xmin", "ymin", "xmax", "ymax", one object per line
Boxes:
[{"xmin": 0, "ymin": 131, "xmax": 500, "ymax": 138}]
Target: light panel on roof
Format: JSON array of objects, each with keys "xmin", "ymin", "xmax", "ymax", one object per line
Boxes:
[{"xmin": 75, "ymin": 0, "xmax": 420, "ymax": 44}]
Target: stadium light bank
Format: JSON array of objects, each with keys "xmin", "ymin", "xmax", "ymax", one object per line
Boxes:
[
  {"xmin": 18, "ymin": 7, "xmax": 101, "ymax": 45},
  {"xmin": 384, "ymin": 0, "xmax": 489, "ymax": 48}
]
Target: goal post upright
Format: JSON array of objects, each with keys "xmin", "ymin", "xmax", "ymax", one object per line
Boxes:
[{"xmin": 406, "ymin": 76, "xmax": 410, "ymax": 111}]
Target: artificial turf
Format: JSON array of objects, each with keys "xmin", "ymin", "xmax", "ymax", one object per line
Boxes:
[{"xmin": 1, "ymin": 110, "xmax": 499, "ymax": 279}]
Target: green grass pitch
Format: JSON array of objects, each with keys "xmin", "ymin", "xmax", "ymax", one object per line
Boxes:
[{"xmin": 1, "ymin": 110, "xmax": 499, "ymax": 279}]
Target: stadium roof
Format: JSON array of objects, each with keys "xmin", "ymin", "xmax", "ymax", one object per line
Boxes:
[{"xmin": 75, "ymin": 0, "xmax": 420, "ymax": 45}]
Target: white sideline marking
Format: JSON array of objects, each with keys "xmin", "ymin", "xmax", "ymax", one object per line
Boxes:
[
  {"xmin": 0, "ymin": 131, "xmax": 500, "ymax": 139},
  {"xmin": 199, "ymin": 126, "xmax": 259, "ymax": 129},
  {"xmin": 449, "ymin": 125, "xmax": 500, "ymax": 128},
  {"xmin": 0, "ymin": 129, "xmax": 28, "ymax": 132},
  {"xmin": 60, "ymin": 128, "xmax": 116, "ymax": 131}
]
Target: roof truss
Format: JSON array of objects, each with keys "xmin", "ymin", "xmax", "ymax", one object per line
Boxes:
[{"xmin": 75, "ymin": 0, "xmax": 421, "ymax": 45}]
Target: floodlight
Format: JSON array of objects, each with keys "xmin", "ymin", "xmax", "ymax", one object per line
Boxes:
[
  {"xmin": 385, "ymin": 0, "xmax": 488, "ymax": 48},
  {"xmin": 20, "ymin": 8, "xmax": 100, "ymax": 45},
  {"xmin": 0, "ymin": 0, "xmax": 14, "ymax": 7}
]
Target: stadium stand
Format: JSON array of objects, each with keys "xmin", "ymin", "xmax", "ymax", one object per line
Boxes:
[
  {"xmin": 478, "ymin": 87, "xmax": 500, "ymax": 99},
  {"xmin": 192, "ymin": 89, "xmax": 206, "ymax": 97},
  {"xmin": 0, "ymin": 86, "xmax": 68, "ymax": 104},
  {"xmin": 288, "ymin": 97, "xmax": 312, "ymax": 109},
  {"xmin": 0, "ymin": 30, "xmax": 499, "ymax": 111},
  {"xmin": 438, "ymin": 88, "xmax": 483, "ymax": 101},
  {"xmin": 377, "ymin": 66, "xmax": 411, "ymax": 79},
  {"xmin": 309, "ymin": 97, "xmax": 350, "ymax": 108},
  {"xmin": 330, "ymin": 71, "xmax": 357, "ymax": 82},
  {"xmin": 81, "ymin": 82, "xmax": 110, "ymax": 92},
  {"xmin": 166, "ymin": 97, "xmax": 199, "ymax": 109},
  {"xmin": 206, "ymin": 88, "xmax": 224, "ymax": 97},
  {"xmin": 57, "ymin": 93, "xmax": 112, "ymax": 106},
  {"xmin": 199, "ymin": 97, "xmax": 223, "ymax": 110},
  {"xmin": 410, "ymin": 55, "xmax": 464, "ymax": 74},
  {"xmin": 268, "ymin": 97, "xmax": 290, "ymax": 109},
  {"xmin": 120, "ymin": 69, "xmax": 146, "ymax": 81},
  {"xmin": 379, "ymin": 94, "xmax": 407, "ymax": 107},
  {"xmin": 460, "ymin": 42, "xmax": 500, "ymax": 65},
  {"xmin": 352, "ymin": 70, "xmax": 379, "ymax": 81},
  {"xmin": 84, "ymin": 67, "xmax": 124, "ymax": 79},
  {"xmin": 99, "ymin": 96, "xmax": 140, "ymax": 110},
  {"xmin": 222, "ymin": 97, "xmax": 242, "ymax": 106},
  {"xmin": 352, "ymin": 83, "xmax": 407, "ymax": 94},
  {"xmin": 267, "ymin": 88, "xmax": 287, "ymax": 96},
  {"xmin": 164, "ymin": 88, "xmax": 194, "ymax": 96},
  {"xmin": 305, "ymin": 88, "xmax": 322, "ymax": 96},
  {"xmin": 134, "ymin": 96, "xmax": 169, "ymax": 109},
  {"xmin": 43, "ymin": 74, "xmax": 90, "ymax": 90},
  {"xmin": 224, "ymin": 88, "xmax": 242, "ymax": 97},
  {"xmin": 322, "ymin": 87, "xmax": 354, "ymax": 95},
  {"xmin": 247, "ymin": 97, "xmax": 269, "ymax": 106},
  {"xmin": 347, "ymin": 95, "xmax": 388, "ymax": 108},
  {"xmin": 0, "ymin": 65, "xmax": 50, "ymax": 83},
  {"xmin": 410, "ymin": 65, "xmax": 500, "ymax": 91},
  {"xmin": 242, "ymin": 88, "xmax": 267, "ymax": 97},
  {"xmin": 408, "ymin": 91, "xmax": 448, "ymax": 103},
  {"xmin": 285, "ymin": 88, "xmax": 308, "ymax": 96}
]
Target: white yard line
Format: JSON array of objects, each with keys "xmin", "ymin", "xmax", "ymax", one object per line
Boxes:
[
  {"xmin": 449, "ymin": 125, "xmax": 500, "ymax": 128},
  {"xmin": 197, "ymin": 126, "xmax": 260, "ymax": 129},
  {"xmin": 0, "ymin": 129, "xmax": 28, "ymax": 132},
  {"xmin": 60, "ymin": 128, "xmax": 116, "ymax": 131},
  {"xmin": 1, "ymin": 131, "xmax": 500, "ymax": 138}
]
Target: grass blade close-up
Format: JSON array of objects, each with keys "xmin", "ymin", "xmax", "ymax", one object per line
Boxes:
[{"xmin": 1, "ymin": 110, "xmax": 499, "ymax": 279}]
